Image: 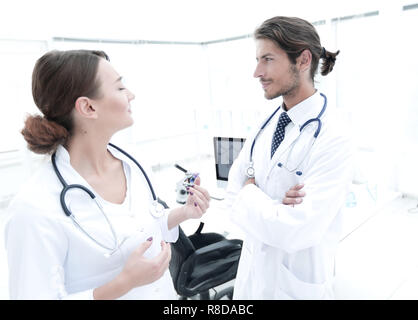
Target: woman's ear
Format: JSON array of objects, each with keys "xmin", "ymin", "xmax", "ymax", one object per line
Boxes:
[{"xmin": 74, "ymin": 97, "xmax": 97, "ymax": 119}]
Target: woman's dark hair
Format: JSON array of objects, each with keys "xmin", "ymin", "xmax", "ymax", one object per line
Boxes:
[
  {"xmin": 21, "ymin": 49, "xmax": 109, "ymax": 154},
  {"xmin": 254, "ymin": 16, "xmax": 339, "ymax": 81}
]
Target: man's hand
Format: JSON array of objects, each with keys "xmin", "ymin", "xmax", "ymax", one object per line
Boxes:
[
  {"xmin": 242, "ymin": 179, "xmax": 305, "ymax": 207},
  {"xmin": 243, "ymin": 178, "xmax": 256, "ymax": 187},
  {"xmin": 282, "ymin": 184, "xmax": 306, "ymax": 206}
]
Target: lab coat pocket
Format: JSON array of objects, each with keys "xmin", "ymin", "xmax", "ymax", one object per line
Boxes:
[{"xmin": 275, "ymin": 263, "xmax": 327, "ymax": 300}]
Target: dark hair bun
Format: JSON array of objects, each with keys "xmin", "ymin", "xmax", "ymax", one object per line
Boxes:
[{"xmin": 21, "ymin": 114, "xmax": 69, "ymax": 154}]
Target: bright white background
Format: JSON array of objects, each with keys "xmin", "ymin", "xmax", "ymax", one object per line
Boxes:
[
  {"xmin": 1, "ymin": 0, "xmax": 417, "ymax": 202},
  {"xmin": 1, "ymin": 0, "xmax": 418, "ymax": 299}
]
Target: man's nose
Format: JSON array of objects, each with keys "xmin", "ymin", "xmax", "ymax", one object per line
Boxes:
[{"xmin": 253, "ymin": 63, "xmax": 263, "ymax": 78}]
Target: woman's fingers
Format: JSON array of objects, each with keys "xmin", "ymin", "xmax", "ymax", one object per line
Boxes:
[
  {"xmin": 153, "ymin": 242, "xmax": 171, "ymax": 274},
  {"xmin": 191, "ymin": 184, "xmax": 211, "ymax": 202},
  {"xmin": 194, "ymin": 176, "xmax": 201, "ymax": 186},
  {"xmin": 188, "ymin": 187, "xmax": 209, "ymax": 211}
]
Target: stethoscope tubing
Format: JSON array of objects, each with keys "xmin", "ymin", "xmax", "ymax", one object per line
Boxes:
[
  {"xmin": 51, "ymin": 143, "xmax": 158, "ymax": 254},
  {"xmin": 249, "ymin": 92, "xmax": 327, "ymax": 172},
  {"xmin": 52, "ymin": 143, "xmax": 157, "ymax": 212},
  {"xmin": 107, "ymin": 143, "xmax": 157, "ymax": 201}
]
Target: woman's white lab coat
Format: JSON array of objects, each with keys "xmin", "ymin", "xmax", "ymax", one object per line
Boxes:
[
  {"xmin": 4, "ymin": 144, "xmax": 179, "ymax": 300},
  {"xmin": 225, "ymin": 92, "xmax": 354, "ymax": 299}
]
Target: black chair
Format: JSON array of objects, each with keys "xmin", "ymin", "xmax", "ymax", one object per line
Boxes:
[
  {"xmin": 169, "ymin": 222, "xmax": 243, "ymax": 300},
  {"xmin": 157, "ymin": 198, "xmax": 242, "ymax": 300}
]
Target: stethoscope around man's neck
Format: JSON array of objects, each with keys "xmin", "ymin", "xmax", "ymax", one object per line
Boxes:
[{"xmin": 246, "ymin": 92, "xmax": 327, "ymax": 179}]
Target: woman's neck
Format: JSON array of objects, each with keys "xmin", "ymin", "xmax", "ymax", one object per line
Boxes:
[
  {"xmin": 65, "ymin": 132, "xmax": 114, "ymax": 177},
  {"xmin": 65, "ymin": 131, "xmax": 127, "ymax": 205}
]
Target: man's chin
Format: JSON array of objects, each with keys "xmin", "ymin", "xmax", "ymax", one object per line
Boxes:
[{"xmin": 264, "ymin": 91, "xmax": 281, "ymax": 100}]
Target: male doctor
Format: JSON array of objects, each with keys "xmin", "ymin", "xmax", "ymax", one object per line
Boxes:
[{"xmin": 225, "ymin": 16, "xmax": 354, "ymax": 299}]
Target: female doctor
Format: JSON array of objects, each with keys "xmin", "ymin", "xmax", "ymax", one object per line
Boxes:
[
  {"xmin": 4, "ymin": 49, "xmax": 211, "ymax": 299},
  {"xmin": 224, "ymin": 16, "xmax": 354, "ymax": 299}
]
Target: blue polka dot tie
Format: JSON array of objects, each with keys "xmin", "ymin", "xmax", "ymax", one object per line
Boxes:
[{"xmin": 271, "ymin": 112, "xmax": 291, "ymax": 158}]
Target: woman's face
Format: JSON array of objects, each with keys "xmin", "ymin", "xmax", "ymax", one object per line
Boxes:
[{"xmin": 91, "ymin": 59, "xmax": 135, "ymax": 134}]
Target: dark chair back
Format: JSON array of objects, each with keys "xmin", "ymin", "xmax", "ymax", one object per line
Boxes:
[
  {"xmin": 158, "ymin": 198, "xmax": 242, "ymax": 299},
  {"xmin": 169, "ymin": 226, "xmax": 195, "ymax": 287}
]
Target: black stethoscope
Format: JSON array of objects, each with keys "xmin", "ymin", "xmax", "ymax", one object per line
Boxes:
[
  {"xmin": 246, "ymin": 93, "xmax": 327, "ymax": 178},
  {"xmin": 51, "ymin": 143, "xmax": 165, "ymax": 257}
]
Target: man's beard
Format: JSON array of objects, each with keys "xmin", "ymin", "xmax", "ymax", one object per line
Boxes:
[{"xmin": 265, "ymin": 64, "xmax": 299, "ymax": 100}]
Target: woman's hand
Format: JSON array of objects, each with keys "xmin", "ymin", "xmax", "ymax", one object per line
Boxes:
[
  {"xmin": 120, "ymin": 239, "xmax": 171, "ymax": 290},
  {"xmin": 93, "ymin": 239, "xmax": 171, "ymax": 299},
  {"xmin": 282, "ymin": 183, "xmax": 306, "ymax": 206},
  {"xmin": 183, "ymin": 176, "xmax": 211, "ymax": 219},
  {"xmin": 167, "ymin": 176, "xmax": 211, "ymax": 230}
]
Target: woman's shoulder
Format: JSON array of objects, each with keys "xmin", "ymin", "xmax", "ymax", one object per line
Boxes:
[{"xmin": 5, "ymin": 161, "xmax": 63, "ymax": 222}]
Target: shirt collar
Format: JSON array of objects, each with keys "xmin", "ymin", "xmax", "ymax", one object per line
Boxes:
[{"xmin": 282, "ymin": 91, "xmax": 324, "ymax": 129}]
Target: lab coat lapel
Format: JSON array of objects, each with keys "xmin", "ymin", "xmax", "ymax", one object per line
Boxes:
[
  {"xmin": 268, "ymin": 124, "xmax": 300, "ymax": 174},
  {"xmin": 54, "ymin": 145, "xmax": 96, "ymax": 191},
  {"xmin": 267, "ymin": 91, "xmax": 323, "ymax": 174}
]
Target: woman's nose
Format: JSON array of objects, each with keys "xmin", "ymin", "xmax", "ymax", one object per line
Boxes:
[{"xmin": 127, "ymin": 89, "xmax": 135, "ymax": 101}]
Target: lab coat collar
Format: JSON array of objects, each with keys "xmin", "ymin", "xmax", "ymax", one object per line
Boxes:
[
  {"xmin": 268, "ymin": 91, "xmax": 324, "ymax": 171},
  {"xmin": 55, "ymin": 144, "xmax": 70, "ymax": 163},
  {"xmin": 285, "ymin": 90, "xmax": 324, "ymax": 130}
]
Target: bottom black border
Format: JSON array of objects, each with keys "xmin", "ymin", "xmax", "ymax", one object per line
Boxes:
[{"xmin": 0, "ymin": 299, "xmax": 411, "ymax": 318}]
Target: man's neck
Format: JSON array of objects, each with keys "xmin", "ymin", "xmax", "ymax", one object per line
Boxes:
[{"xmin": 283, "ymin": 85, "xmax": 316, "ymax": 111}]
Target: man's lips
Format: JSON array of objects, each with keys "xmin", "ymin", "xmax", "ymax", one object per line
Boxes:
[{"xmin": 260, "ymin": 79, "xmax": 272, "ymax": 89}]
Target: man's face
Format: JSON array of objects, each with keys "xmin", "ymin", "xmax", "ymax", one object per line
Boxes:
[{"xmin": 253, "ymin": 38, "xmax": 300, "ymax": 100}]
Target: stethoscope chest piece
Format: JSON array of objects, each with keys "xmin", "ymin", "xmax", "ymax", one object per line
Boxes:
[
  {"xmin": 246, "ymin": 162, "xmax": 255, "ymax": 179},
  {"xmin": 150, "ymin": 200, "xmax": 165, "ymax": 218}
]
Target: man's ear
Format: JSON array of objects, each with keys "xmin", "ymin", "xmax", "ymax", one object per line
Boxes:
[
  {"xmin": 297, "ymin": 49, "xmax": 312, "ymax": 72},
  {"xmin": 74, "ymin": 97, "xmax": 97, "ymax": 119}
]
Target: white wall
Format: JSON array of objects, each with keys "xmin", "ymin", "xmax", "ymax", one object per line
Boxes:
[{"xmin": 1, "ymin": 2, "xmax": 418, "ymax": 207}]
